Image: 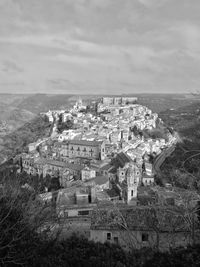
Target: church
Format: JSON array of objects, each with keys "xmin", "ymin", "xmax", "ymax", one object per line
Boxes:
[{"xmin": 117, "ymin": 162, "xmax": 142, "ymax": 205}]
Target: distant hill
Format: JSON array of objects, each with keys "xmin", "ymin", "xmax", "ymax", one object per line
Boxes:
[
  {"xmin": 138, "ymin": 94, "xmax": 199, "ymax": 113},
  {"xmin": 159, "ymin": 101, "xmax": 200, "ymax": 132},
  {"xmin": 0, "ymin": 107, "xmax": 36, "ymax": 132},
  {"xmin": 0, "ymin": 93, "xmax": 199, "ymax": 115},
  {"xmin": 16, "ymin": 94, "xmax": 103, "ymax": 114},
  {"xmin": 16, "ymin": 94, "xmax": 76, "ymax": 113}
]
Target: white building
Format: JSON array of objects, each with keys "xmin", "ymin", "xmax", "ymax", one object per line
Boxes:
[{"xmin": 81, "ymin": 167, "xmax": 96, "ymax": 181}]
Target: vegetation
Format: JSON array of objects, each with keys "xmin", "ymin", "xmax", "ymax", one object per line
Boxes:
[
  {"xmin": 0, "ymin": 115, "xmax": 51, "ymax": 163},
  {"xmin": 142, "ymin": 127, "xmax": 169, "ymax": 141},
  {"xmin": 138, "ymin": 94, "xmax": 199, "ymax": 113},
  {"xmin": 0, "ymin": 165, "xmax": 61, "ymax": 195},
  {"xmin": 0, "ymin": 186, "xmax": 200, "ymax": 266},
  {"xmin": 159, "ymin": 102, "xmax": 200, "ymax": 131},
  {"xmin": 0, "ymin": 175, "xmax": 199, "ymax": 266},
  {"xmin": 158, "ymin": 102, "xmax": 200, "ymax": 190},
  {"xmin": 57, "ymin": 115, "xmax": 74, "ymax": 133},
  {"xmin": 131, "ymin": 122, "xmax": 169, "ymax": 141},
  {"xmin": 0, "ymin": 182, "xmax": 54, "ymax": 266},
  {"xmin": 1, "ymin": 185, "xmax": 200, "ymax": 266}
]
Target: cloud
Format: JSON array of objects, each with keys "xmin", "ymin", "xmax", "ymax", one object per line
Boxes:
[
  {"xmin": 137, "ymin": 0, "xmax": 168, "ymax": 8},
  {"xmin": 1, "ymin": 60, "xmax": 23, "ymax": 73},
  {"xmin": 0, "ymin": 0, "xmax": 199, "ymax": 93}
]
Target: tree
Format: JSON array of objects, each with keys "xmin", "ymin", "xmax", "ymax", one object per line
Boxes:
[
  {"xmin": 57, "ymin": 120, "xmax": 74, "ymax": 133},
  {"xmin": 0, "ymin": 181, "xmax": 58, "ymax": 266}
]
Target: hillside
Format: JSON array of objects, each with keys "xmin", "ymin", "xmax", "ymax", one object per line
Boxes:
[
  {"xmin": 159, "ymin": 101, "xmax": 200, "ymax": 131},
  {"xmin": 158, "ymin": 102, "xmax": 200, "ymax": 190},
  {"xmin": 0, "ymin": 115, "xmax": 51, "ymax": 163},
  {"xmin": 0, "ymin": 93, "xmax": 199, "ymax": 165},
  {"xmin": 0, "ymin": 107, "xmax": 36, "ymax": 133},
  {"xmin": 16, "ymin": 94, "xmax": 77, "ymax": 114},
  {"xmin": 0, "ymin": 95, "xmax": 37, "ymax": 136}
]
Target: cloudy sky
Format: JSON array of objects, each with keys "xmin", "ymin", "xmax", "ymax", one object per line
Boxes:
[{"xmin": 0, "ymin": 0, "xmax": 200, "ymax": 94}]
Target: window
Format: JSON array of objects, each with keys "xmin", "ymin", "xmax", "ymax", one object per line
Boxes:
[
  {"xmin": 142, "ymin": 233, "xmax": 149, "ymax": 242},
  {"xmin": 131, "ymin": 190, "xmax": 134, "ymax": 197},
  {"xmin": 78, "ymin": 210, "xmax": 90, "ymax": 216},
  {"xmin": 107, "ymin": 233, "xmax": 111, "ymax": 240}
]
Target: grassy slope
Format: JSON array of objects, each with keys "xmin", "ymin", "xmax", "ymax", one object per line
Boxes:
[
  {"xmin": 158, "ymin": 102, "xmax": 200, "ymax": 190},
  {"xmin": 0, "ymin": 115, "xmax": 51, "ymax": 163}
]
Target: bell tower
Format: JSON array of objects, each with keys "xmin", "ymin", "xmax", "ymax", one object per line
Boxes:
[{"xmin": 126, "ymin": 163, "xmax": 141, "ymax": 204}]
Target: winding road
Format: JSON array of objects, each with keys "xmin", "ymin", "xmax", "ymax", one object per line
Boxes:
[
  {"xmin": 153, "ymin": 144, "xmax": 176, "ymax": 176},
  {"xmin": 153, "ymin": 131, "xmax": 181, "ymax": 176}
]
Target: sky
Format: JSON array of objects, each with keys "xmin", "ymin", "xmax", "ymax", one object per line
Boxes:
[{"xmin": 0, "ymin": 0, "xmax": 200, "ymax": 94}]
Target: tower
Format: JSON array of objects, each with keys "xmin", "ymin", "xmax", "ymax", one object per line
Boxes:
[
  {"xmin": 117, "ymin": 167, "xmax": 126, "ymax": 183},
  {"xmin": 126, "ymin": 163, "xmax": 141, "ymax": 204}
]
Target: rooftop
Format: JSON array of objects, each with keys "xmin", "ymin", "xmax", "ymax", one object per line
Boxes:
[
  {"xmin": 68, "ymin": 140, "xmax": 103, "ymax": 147},
  {"xmin": 35, "ymin": 158, "xmax": 84, "ymax": 171},
  {"xmin": 112, "ymin": 152, "xmax": 132, "ymax": 168},
  {"xmin": 91, "ymin": 206, "xmax": 190, "ymax": 232},
  {"xmin": 89, "ymin": 175, "xmax": 109, "ymax": 186}
]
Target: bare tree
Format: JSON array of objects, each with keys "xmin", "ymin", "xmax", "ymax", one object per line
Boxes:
[
  {"xmin": 94, "ymin": 197, "xmax": 200, "ymax": 253},
  {"xmin": 0, "ymin": 179, "xmax": 60, "ymax": 266}
]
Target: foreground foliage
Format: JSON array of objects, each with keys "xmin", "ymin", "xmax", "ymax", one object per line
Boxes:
[{"xmin": 0, "ymin": 185, "xmax": 200, "ymax": 267}]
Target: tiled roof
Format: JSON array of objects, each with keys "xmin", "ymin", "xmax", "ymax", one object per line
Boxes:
[
  {"xmin": 68, "ymin": 140, "xmax": 103, "ymax": 147},
  {"xmin": 91, "ymin": 206, "xmax": 189, "ymax": 232},
  {"xmin": 100, "ymin": 163, "xmax": 113, "ymax": 171},
  {"xmin": 35, "ymin": 158, "xmax": 84, "ymax": 171},
  {"xmin": 86, "ymin": 175, "xmax": 109, "ymax": 186},
  {"xmin": 94, "ymin": 175, "xmax": 109, "ymax": 185},
  {"xmin": 112, "ymin": 152, "xmax": 132, "ymax": 168}
]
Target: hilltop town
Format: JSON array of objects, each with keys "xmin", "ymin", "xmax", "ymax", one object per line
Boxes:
[{"xmin": 12, "ymin": 96, "xmax": 199, "ymax": 251}]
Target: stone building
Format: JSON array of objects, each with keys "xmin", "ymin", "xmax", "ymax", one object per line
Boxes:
[
  {"xmin": 22, "ymin": 155, "xmax": 84, "ymax": 183},
  {"xmin": 142, "ymin": 175, "xmax": 154, "ymax": 186},
  {"xmin": 81, "ymin": 166, "xmax": 96, "ymax": 181},
  {"xmin": 116, "ymin": 161, "xmax": 141, "ymax": 204},
  {"xmin": 126, "ymin": 163, "xmax": 141, "ymax": 203},
  {"xmin": 90, "ymin": 206, "xmax": 198, "ymax": 251},
  {"xmin": 102, "ymin": 97, "xmax": 137, "ymax": 106},
  {"xmin": 59, "ymin": 140, "xmax": 106, "ymax": 160}
]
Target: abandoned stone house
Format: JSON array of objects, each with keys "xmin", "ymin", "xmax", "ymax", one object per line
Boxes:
[{"xmin": 90, "ymin": 205, "xmax": 200, "ymax": 251}]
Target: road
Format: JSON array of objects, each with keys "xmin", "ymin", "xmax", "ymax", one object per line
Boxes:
[{"xmin": 153, "ymin": 144, "xmax": 176, "ymax": 177}]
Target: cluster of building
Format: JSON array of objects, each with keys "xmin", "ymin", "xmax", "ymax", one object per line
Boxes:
[
  {"xmin": 20, "ymin": 96, "xmax": 177, "ymax": 205},
  {"xmin": 15, "ymin": 96, "xmax": 188, "ymax": 251}
]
